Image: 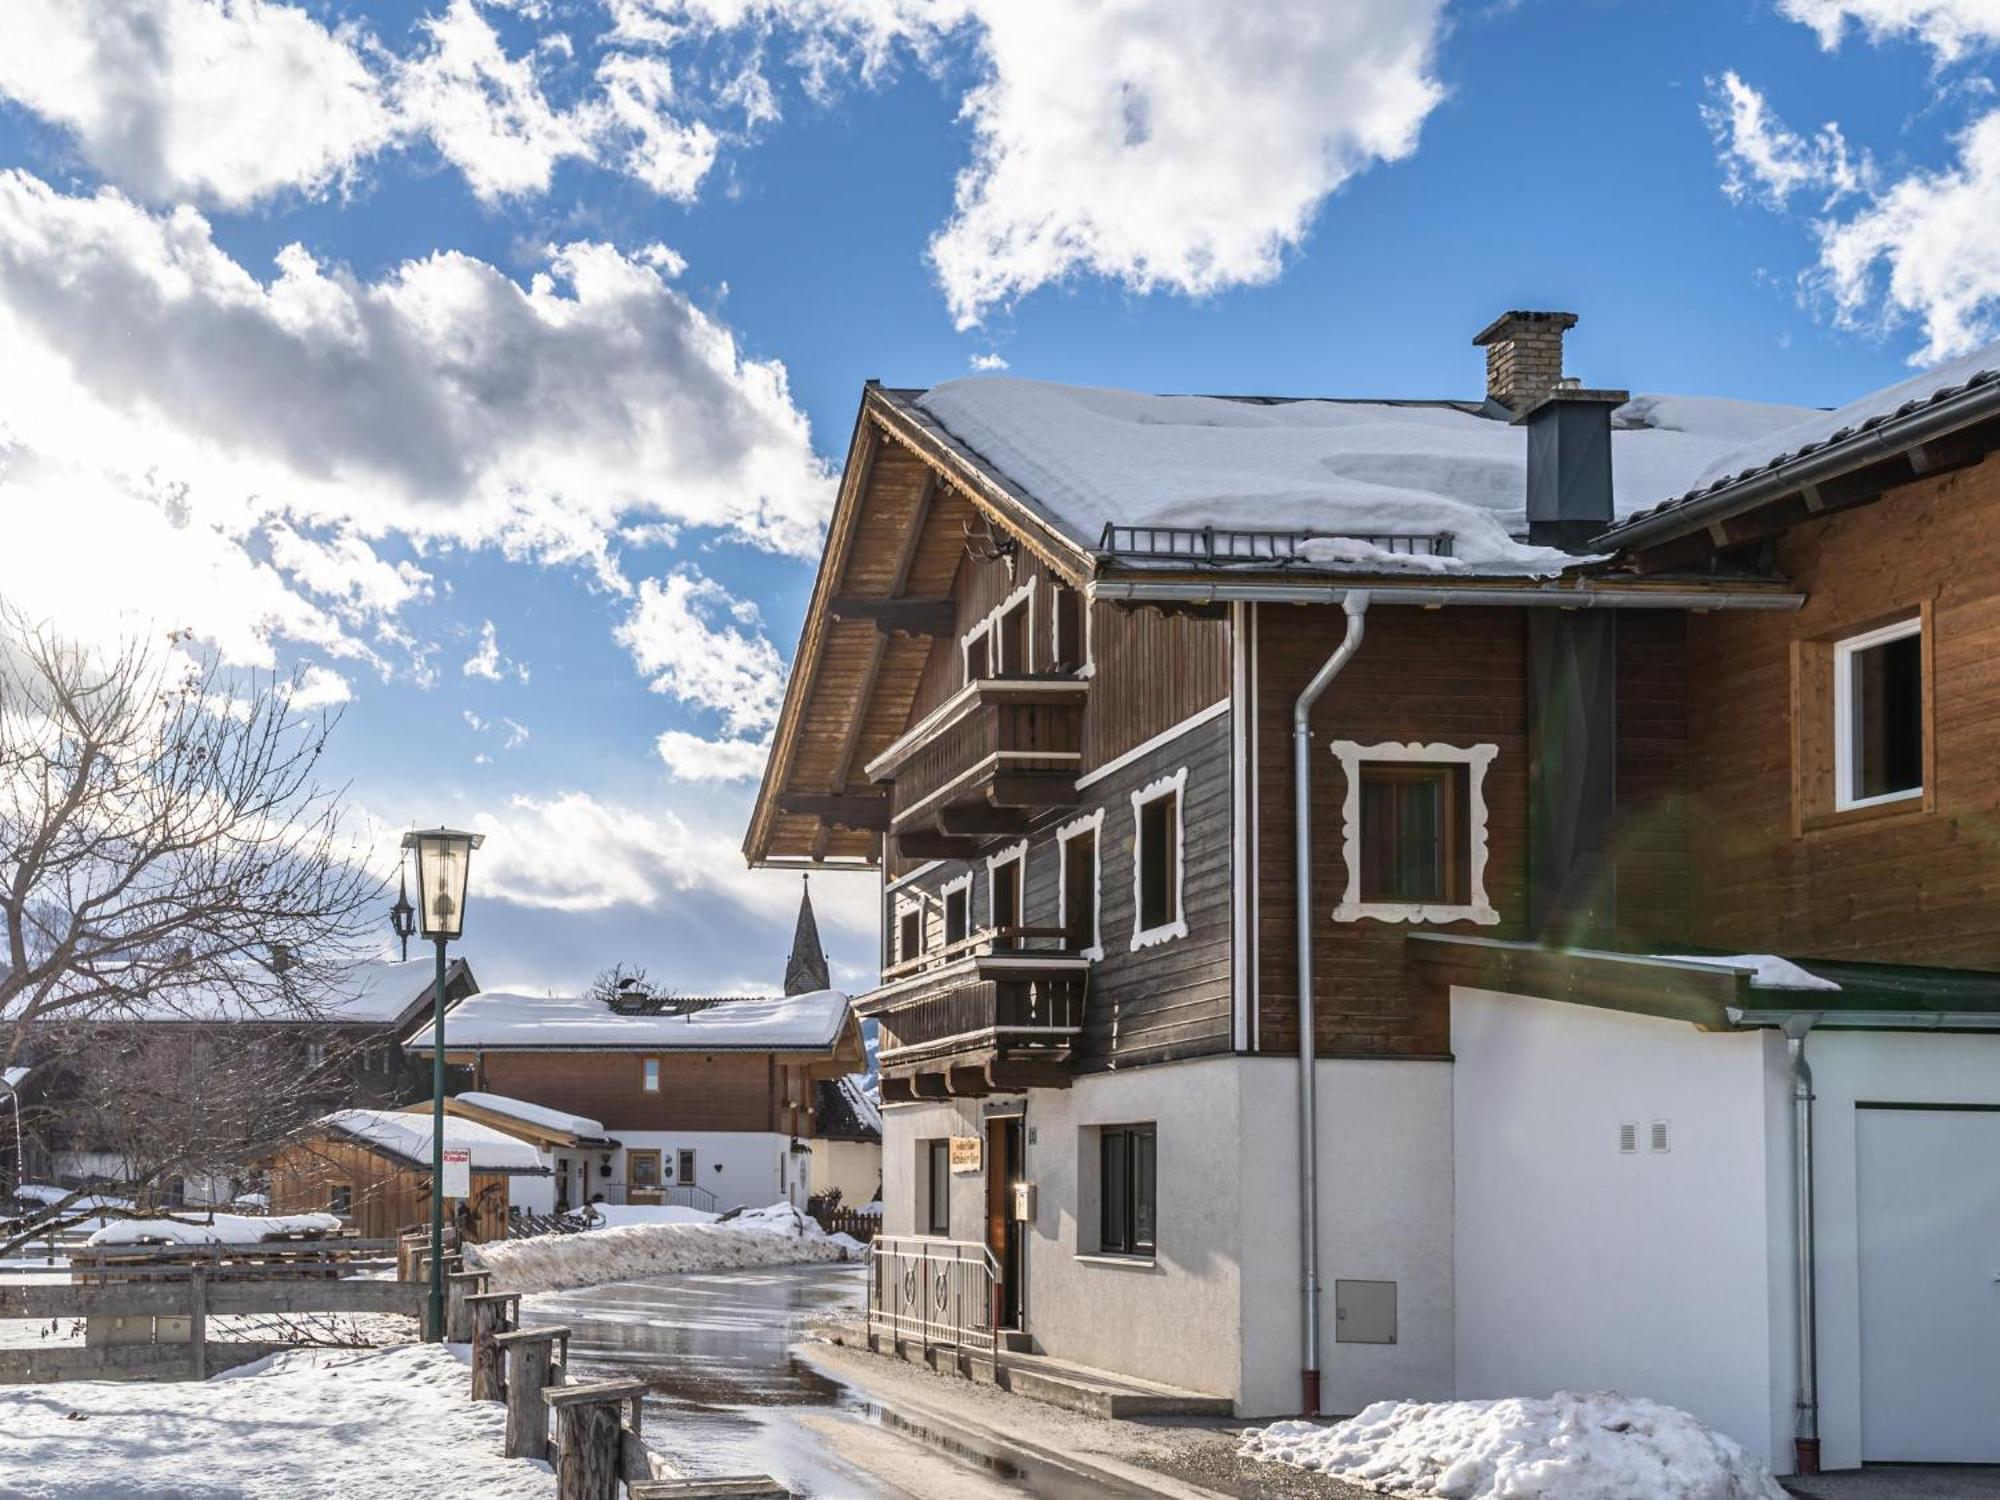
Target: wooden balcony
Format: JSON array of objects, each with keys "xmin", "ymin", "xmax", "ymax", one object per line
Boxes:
[
  {"xmin": 859, "ymin": 927, "xmax": 1091, "ymax": 1099},
  {"xmin": 865, "ymin": 677, "xmax": 1087, "ymax": 858}
]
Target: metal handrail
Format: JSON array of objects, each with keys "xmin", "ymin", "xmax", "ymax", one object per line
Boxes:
[{"xmin": 868, "ymin": 1234, "xmax": 1001, "ymax": 1355}]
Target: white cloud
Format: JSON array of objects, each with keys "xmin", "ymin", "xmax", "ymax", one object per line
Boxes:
[
  {"xmin": 968, "ymin": 351, "xmax": 1008, "ymax": 371},
  {"xmin": 0, "ymin": 170, "xmax": 831, "ymax": 665},
  {"xmin": 1703, "ymin": 72, "xmax": 1872, "ymax": 209},
  {"xmin": 500, "ymin": 716, "xmax": 531, "ymax": 748},
  {"xmin": 614, "ymin": 568, "xmax": 786, "ymax": 735},
  {"xmin": 0, "ymin": 0, "xmax": 395, "ymax": 209},
  {"xmin": 462, "ymin": 619, "xmax": 529, "ymax": 682},
  {"xmin": 655, "ymin": 728, "xmax": 770, "ymax": 780},
  {"xmin": 589, "ymin": 50, "xmax": 720, "ymax": 199},
  {"xmin": 291, "ymin": 663, "xmax": 355, "ymax": 708},
  {"xmin": 1778, "ymin": 0, "xmax": 2000, "ymax": 61},
  {"xmin": 1817, "ymin": 107, "xmax": 2000, "ymax": 360}
]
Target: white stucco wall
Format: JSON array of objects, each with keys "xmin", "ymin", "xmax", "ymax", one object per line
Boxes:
[
  {"xmin": 1452, "ymin": 987, "xmax": 1793, "ymax": 1470},
  {"xmin": 609, "ymin": 1131, "xmax": 802, "ymax": 1212},
  {"xmin": 809, "ymin": 1138, "xmax": 881, "ymax": 1206}
]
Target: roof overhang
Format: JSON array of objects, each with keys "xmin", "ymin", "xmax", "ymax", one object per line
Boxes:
[{"xmin": 1091, "ymin": 577, "xmax": 1806, "ymax": 612}]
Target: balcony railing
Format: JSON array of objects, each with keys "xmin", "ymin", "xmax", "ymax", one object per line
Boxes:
[
  {"xmin": 865, "ymin": 678, "xmax": 1087, "ymax": 849},
  {"xmin": 859, "ymin": 926, "xmax": 1090, "ymax": 1096}
]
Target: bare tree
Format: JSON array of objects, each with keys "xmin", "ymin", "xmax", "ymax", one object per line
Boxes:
[{"xmin": 0, "ymin": 613, "xmax": 384, "ymax": 1242}]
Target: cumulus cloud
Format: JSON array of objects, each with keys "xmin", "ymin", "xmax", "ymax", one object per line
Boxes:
[
  {"xmin": 655, "ymin": 728, "xmax": 771, "ymax": 780},
  {"xmin": 1704, "ymin": 72, "xmax": 1872, "ymax": 209},
  {"xmin": 1778, "ymin": 0, "xmax": 2000, "ymax": 61},
  {"xmin": 292, "ymin": 662, "xmax": 355, "ymax": 708},
  {"xmin": 0, "ymin": 169, "xmax": 830, "ymax": 664},
  {"xmin": 614, "ymin": 569, "xmax": 786, "ymax": 736},
  {"xmin": 462, "ymin": 619, "xmax": 529, "ymax": 682}
]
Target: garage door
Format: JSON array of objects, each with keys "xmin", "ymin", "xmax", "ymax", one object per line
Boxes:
[{"xmin": 1856, "ymin": 1105, "xmax": 2000, "ymax": 1462}]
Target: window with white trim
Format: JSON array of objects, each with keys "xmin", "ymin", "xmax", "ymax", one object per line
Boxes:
[
  {"xmin": 988, "ymin": 841, "xmax": 1026, "ymax": 949},
  {"xmin": 895, "ymin": 898, "xmax": 926, "ymax": 964},
  {"xmin": 1129, "ymin": 768, "xmax": 1188, "ymax": 950},
  {"xmin": 961, "ymin": 579, "xmax": 1036, "ymax": 685},
  {"xmin": 1834, "ymin": 617, "xmax": 1924, "ymax": 811},
  {"xmin": 1330, "ymin": 741, "xmax": 1499, "ymax": 926},
  {"xmin": 1057, "ymin": 809, "xmax": 1103, "ymax": 959},
  {"xmin": 942, "ymin": 871, "xmax": 973, "ymax": 948}
]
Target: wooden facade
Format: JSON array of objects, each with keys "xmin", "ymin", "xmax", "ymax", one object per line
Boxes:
[
  {"xmin": 472, "ymin": 1051, "xmax": 827, "ymax": 1139},
  {"xmin": 265, "ymin": 1134, "xmax": 514, "ymax": 1244}
]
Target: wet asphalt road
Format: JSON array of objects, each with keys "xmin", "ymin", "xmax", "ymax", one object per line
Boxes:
[{"xmin": 519, "ymin": 1262, "xmax": 1154, "ymax": 1499}]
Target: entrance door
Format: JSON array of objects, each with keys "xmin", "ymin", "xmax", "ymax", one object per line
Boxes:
[
  {"xmin": 985, "ymin": 1117, "xmax": 1025, "ymax": 1329},
  {"xmin": 1856, "ymin": 1105, "xmax": 2000, "ymax": 1461}
]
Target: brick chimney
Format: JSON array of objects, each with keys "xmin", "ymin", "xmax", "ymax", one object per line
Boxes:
[{"xmin": 1472, "ymin": 310, "xmax": 1578, "ymax": 413}]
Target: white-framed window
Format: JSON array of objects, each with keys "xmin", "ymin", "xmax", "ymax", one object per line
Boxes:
[
  {"xmin": 641, "ymin": 1057, "xmax": 662, "ymax": 1093},
  {"xmin": 894, "ymin": 895, "xmax": 927, "ymax": 964},
  {"xmin": 1129, "ymin": 768, "xmax": 1188, "ymax": 950},
  {"xmin": 961, "ymin": 578, "xmax": 1037, "ymax": 683},
  {"xmin": 1057, "ymin": 808, "xmax": 1104, "ymax": 960},
  {"xmin": 941, "ymin": 871, "xmax": 973, "ymax": 948},
  {"xmin": 987, "ymin": 840, "xmax": 1027, "ymax": 947},
  {"xmin": 1329, "ymin": 740, "xmax": 1499, "ymax": 926},
  {"xmin": 1833, "ymin": 616, "xmax": 1924, "ymax": 811}
]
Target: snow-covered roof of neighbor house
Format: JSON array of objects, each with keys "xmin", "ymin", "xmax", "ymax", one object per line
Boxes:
[
  {"xmin": 813, "ymin": 1074, "xmax": 882, "ymax": 1141},
  {"xmin": 911, "ymin": 378, "xmax": 1818, "ymax": 577},
  {"xmin": 320, "ymin": 1108, "xmax": 547, "ymax": 1173},
  {"xmin": 0, "ymin": 1066, "xmax": 28, "ymax": 1094},
  {"xmin": 1610, "ymin": 340, "xmax": 2000, "ymax": 537},
  {"xmin": 451, "ymin": 1092, "xmax": 607, "ymax": 1140},
  {"xmin": 108, "ymin": 954, "xmax": 463, "ymax": 1026},
  {"xmin": 404, "ymin": 988, "xmax": 853, "ymax": 1054}
]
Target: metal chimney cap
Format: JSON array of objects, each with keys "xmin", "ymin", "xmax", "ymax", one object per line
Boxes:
[{"xmin": 1510, "ymin": 385, "xmax": 1631, "ymax": 426}]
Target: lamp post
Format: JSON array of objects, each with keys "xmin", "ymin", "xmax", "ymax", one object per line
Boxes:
[{"xmin": 400, "ymin": 827, "xmax": 484, "ymax": 1342}]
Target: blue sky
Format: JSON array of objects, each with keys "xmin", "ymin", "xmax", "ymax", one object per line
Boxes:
[{"xmin": 0, "ymin": 0, "xmax": 1992, "ymax": 997}]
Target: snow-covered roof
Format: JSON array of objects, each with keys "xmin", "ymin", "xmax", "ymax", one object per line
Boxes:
[
  {"xmin": 1655, "ymin": 954, "xmax": 1842, "ymax": 992},
  {"xmin": 814, "ymin": 1074, "xmax": 882, "ymax": 1140},
  {"xmin": 86, "ymin": 1212, "xmax": 343, "ymax": 1247},
  {"xmin": 912, "ymin": 378, "xmax": 1817, "ymax": 577},
  {"xmin": 110, "ymin": 955, "xmax": 456, "ymax": 1026},
  {"xmin": 405, "ymin": 988, "xmax": 853, "ymax": 1054},
  {"xmin": 0, "ymin": 1066, "xmax": 28, "ymax": 1094},
  {"xmin": 452, "ymin": 1091, "xmax": 607, "ymax": 1140},
  {"xmin": 320, "ymin": 1108, "xmax": 547, "ymax": 1173},
  {"xmin": 1615, "ymin": 340, "xmax": 2000, "ymax": 534}
]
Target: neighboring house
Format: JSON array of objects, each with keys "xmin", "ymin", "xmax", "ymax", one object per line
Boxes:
[
  {"xmin": 743, "ymin": 314, "xmax": 2000, "ymax": 1474},
  {"xmin": 25, "ymin": 954, "xmax": 478, "ymax": 1206},
  {"xmin": 407, "ymin": 886, "xmax": 867, "ymax": 1213},
  {"xmin": 443, "ymin": 1091, "xmax": 620, "ymax": 1217},
  {"xmin": 265, "ymin": 1106, "xmax": 548, "ymax": 1243},
  {"xmin": 809, "ymin": 1075, "xmax": 882, "ymax": 1208}
]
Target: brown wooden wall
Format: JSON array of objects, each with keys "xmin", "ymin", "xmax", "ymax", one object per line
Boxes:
[
  {"xmin": 1611, "ymin": 610, "xmax": 1692, "ymax": 949},
  {"xmin": 1253, "ymin": 602, "xmax": 1531, "ymax": 1057},
  {"xmin": 1683, "ymin": 449, "xmax": 2000, "ymax": 964},
  {"xmin": 266, "ymin": 1137, "xmax": 512, "ymax": 1243},
  {"xmin": 474, "ymin": 1052, "xmax": 818, "ymax": 1137}
]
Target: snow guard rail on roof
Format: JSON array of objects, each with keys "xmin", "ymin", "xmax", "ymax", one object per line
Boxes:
[{"xmin": 1096, "ymin": 523, "xmax": 1454, "ymax": 567}]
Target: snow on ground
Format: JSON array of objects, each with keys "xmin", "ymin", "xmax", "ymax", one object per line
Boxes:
[
  {"xmin": 0, "ymin": 1343, "xmax": 551, "ymax": 1498},
  {"xmin": 85, "ymin": 1212, "xmax": 343, "ymax": 1247},
  {"xmin": 1239, "ymin": 1392, "xmax": 1787, "ymax": 1500},
  {"xmin": 10, "ymin": 1185, "xmax": 132, "ymax": 1210},
  {"xmin": 469, "ymin": 1201, "xmax": 861, "ymax": 1295},
  {"xmin": 584, "ymin": 1203, "xmax": 717, "ymax": 1228}
]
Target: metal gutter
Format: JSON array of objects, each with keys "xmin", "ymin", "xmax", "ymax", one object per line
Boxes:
[
  {"xmin": 1728, "ymin": 1006, "xmax": 2000, "ymax": 1030},
  {"xmin": 1595, "ymin": 372, "xmax": 2000, "ymax": 552},
  {"xmin": 1090, "ymin": 580, "xmax": 1805, "ymax": 612},
  {"xmin": 1292, "ymin": 589, "xmax": 1370, "ymax": 1417}
]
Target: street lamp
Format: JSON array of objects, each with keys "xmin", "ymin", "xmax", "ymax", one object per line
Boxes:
[
  {"xmin": 400, "ymin": 827, "xmax": 484, "ymax": 1342},
  {"xmin": 389, "ymin": 868, "xmax": 416, "ymax": 963}
]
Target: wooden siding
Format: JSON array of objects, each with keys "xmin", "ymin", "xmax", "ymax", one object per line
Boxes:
[
  {"xmin": 266, "ymin": 1136, "xmax": 513, "ymax": 1243},
  {"xmin": 883, "ymin": 711, "xmax": 1236, "ymax": 1072},
  {"xmin": 474, "ymin": 1052, "xmax": 819, "ymax": 1138},
  {"xmin": 1684, "ymin": 448, "xmax": 2000, "ymax": 964},
  {"xmin": 1254, "ymin": 603, "xmax": 1530, "ymax": 1057},
  {"xmin": 1084, "ymin": 602, "xmax": 1231, "ymax": 766},
  {"xmin": 1612, "ymin": 610, "xmax": 1692, "ymax": 948}
]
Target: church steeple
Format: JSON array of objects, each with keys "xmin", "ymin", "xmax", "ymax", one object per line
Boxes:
[{"xmin": 783, "ymin": 874, "xmax": 831, "ymax": 996}]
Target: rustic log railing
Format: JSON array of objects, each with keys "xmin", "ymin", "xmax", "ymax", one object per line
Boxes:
[
  {"xmin": 868, "ymin": 1234, "xmax": 1000, "ymax": 1357},
  {"xmin": 494, "ymin": 1323, "xmax": 571, "ymax": 1462},
  {"xmin": 467, "ymin": 1289, "xmax": 523, "ymax": 1401}
]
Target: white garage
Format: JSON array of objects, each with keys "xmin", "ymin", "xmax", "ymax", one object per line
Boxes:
[{"xmin": 1441, "ymin": 941, "xmax": 2000, "ymax": 1478}]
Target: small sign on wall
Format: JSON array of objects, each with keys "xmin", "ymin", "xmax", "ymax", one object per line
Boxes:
[
  {"xmin": 441, "ymin": 1147, "xmax": 472, "ymax": 1199},
  {"xmin": 949, "ymin": 1136, "xmax": 983, "ymax": 1174}
]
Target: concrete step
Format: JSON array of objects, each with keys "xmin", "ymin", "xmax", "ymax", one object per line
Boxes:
[{"xmin": 996, "ymin": 1352, "xmax": 1235, "ymax": 1420}]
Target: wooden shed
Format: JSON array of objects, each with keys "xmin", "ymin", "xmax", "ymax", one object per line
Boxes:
[{"xmin": 265, "ymin": 1107, "xmax": 550, "ymax": 1244}]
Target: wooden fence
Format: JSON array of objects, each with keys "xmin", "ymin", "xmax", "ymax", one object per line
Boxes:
[{"xmin": 811, "ymin": 1207, "xmax": 878, "ymax": 1244}]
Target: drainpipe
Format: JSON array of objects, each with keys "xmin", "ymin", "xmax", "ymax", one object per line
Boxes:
[
  {"xmin": 1784, "ymin": 1014, "xmax": 1821, "ymax": 1476},
  {"xmin": 1293, "ymin": 590, "xmax": 1370, "ymax": 1417}
]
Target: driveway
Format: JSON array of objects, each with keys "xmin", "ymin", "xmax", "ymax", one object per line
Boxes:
[{"xmin": 1788, "ymin": 1469, "xmax": 2000, "ymax": 1499}]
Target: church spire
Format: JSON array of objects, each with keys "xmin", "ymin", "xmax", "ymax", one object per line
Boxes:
[{"xmin": 783, "ymin": 873, "xmax": 831, "ymax": 996}]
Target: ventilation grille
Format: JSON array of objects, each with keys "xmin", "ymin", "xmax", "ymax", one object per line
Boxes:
[
  {"xmin": 1618, "ymin": 1122, "xmax": 1638, "ymax": 1154},
  {"xmin": 1650, "ymin": 1119, "xmax": 1672, "ymax": 1154}
]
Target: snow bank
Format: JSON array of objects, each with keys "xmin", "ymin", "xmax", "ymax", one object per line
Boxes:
[
  {"xmin": 0, "ymin": 1343, "xmax": 550, "ymax": 1498},
  {"xmin": 584, "ymin": 1203, "xmax": 717, "ymax": 1229},
  {"xmin": 10, "ymin": 1185, "xmax": 132, "ymax": 1211},
  {"xmin": 1239, "ymin": 1392, "xmax": 1787, "ymax": 1500},
  {"xmin": 469, "ymin": 1201, "xmax": 861, "ymax": 1295},
  {"xmin": 86, "ymin": 1212, "xmax": 343, "ymax": 1247}
]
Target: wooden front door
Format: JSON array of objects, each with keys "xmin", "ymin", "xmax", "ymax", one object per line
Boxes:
[{"xmin": 984, "ymin": 1116, "xmax": 1024, "ymax": 1329}]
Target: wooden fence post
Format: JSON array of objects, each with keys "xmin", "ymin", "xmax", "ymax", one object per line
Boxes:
[
  {"xmin": 445, "ymin": 1268, "xmax": 489, "ymax": 1343},
  {"xmin": 545, "ymin": 1379, "xmax": 646, "ymax": 1500},
  {"xmin": 465, "ymin": 1290, "xmax": 521, "ymax": 1402},
  {"xmin": 187, "ymin": 1268, "xmax": 207, "ymax": 1381},
  {"xmin": 493, "ymin": 1324, "xmax": 570, "ymax": 1461}
]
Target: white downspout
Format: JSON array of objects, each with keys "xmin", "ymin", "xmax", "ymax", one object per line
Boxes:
[
  {"xmin": 1293, "ymin": 589, "xmax": 1370, "ymax": 1416},
  {"xmin": 1783, "ymin": 1014, "xmax": 1821, "ymax": 1475}
]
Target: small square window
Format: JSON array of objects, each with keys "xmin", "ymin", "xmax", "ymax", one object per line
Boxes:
[
  {"xmin": 1835, "ymin": 618, "xmax": 1923, "ymax": 810},
  {"xmin": 641, "ymin": 1057, "xmax": 661, "ymax": 1093},
  {"xmin": 328, "ymin": 1183, "xmax": 353, "ymax": 1216}
]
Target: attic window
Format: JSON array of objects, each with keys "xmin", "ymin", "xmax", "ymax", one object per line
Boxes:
[
  {"xmin": 1051, "ymin": 584, "xmax": 1084, "ymax": 673},
  {"xmin": 1835, "ymin": 617, "xmax": 1924, "ymax": 811}
]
